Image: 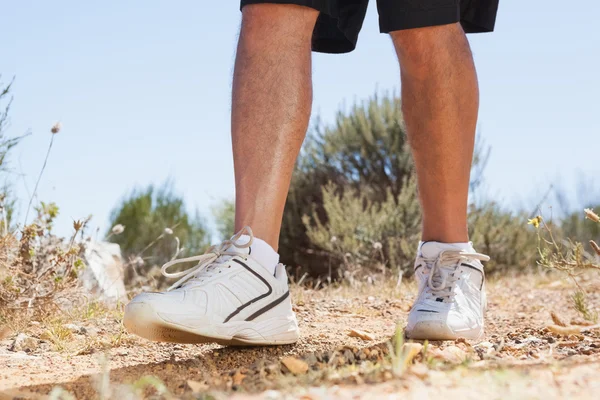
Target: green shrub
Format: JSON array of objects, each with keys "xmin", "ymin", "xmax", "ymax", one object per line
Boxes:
[
  {"xmin": 561, "ymin": 205, "xmax": 600, "ymax": 246},
  {"xmin": 280, "ymin": 92, "xmax": 497, "ymax": 277},
  {"xmin": 468, "ymin": 202, "xmax": 538, "ymax": 274},
  {"xmin": 212, "ymin": 199, "xmax": 235, "ymax": 241},
  {"xmin": 302, "ymin": 178, "xmax": 420, "ymax": 278},
  {"xmin": 0, "ymin": 76, "xmax": 24, "ymax": 233},
  {"xmin": 280, "ymin": 94, "xmax": 414, "ymax": 274},
  {"xmin": 107, "ymin": 182, "xmax": 209, "ymax": 273}
]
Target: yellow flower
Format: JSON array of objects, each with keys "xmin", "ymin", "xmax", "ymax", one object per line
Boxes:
[
  {"xmin": 527, "ymin": 216, "xmax": 542, "ymax": 228},
  {"xmin": 584, "ymin": 208, "xmax": 600, "ymax": 223}
]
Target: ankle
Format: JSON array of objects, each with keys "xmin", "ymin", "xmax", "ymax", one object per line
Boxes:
[{"xmin": 234, "ymin": 234, "xmax": 279, "ymax": 274}]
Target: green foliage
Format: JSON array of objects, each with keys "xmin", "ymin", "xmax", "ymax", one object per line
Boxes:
[
  {"xmin": 561, "ymin": 205, "xmax": 600, "ymax": 246},
  {"xmin": 0, "ymin": 76, "xmax": 21, "ymax": 171},
  {"xmin": 468, "ymin": 202, "xmax": 538, "ymax": 274},
  {"xmin": 212, "ymin": 199, "xmax": 235, "ymax": 241},
  {"xmin": 302, "ymin": 178, "xmax": 421, "ymax": 276},
  {"xmin": 108, "ymin": 182, "xmax": 209, "ymax": 268},
  {"xmin": 280, "ymin": 92, "xmax": 510, "ymax": 276},
  {"xmin": 0, "ymin": 76, "xmax": 24, "ymax": 233},
  {"xmin": 35, "ymin": 201, "xmax": 60, "ymax": 231},
  {"xmin": 572, "ymin": 290, "xmax": 598, "ymax": 323},
  {"xmin": 280, "ymin": 94, "xmax": 414, "ymax": 274}
]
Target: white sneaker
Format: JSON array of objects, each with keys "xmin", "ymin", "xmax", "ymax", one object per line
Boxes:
[
  {"xmin": 405, "ymin": 242, "xmax": 490, "ymax": 340},
  {"xmin": 123, "ymin": 227, "xmax": 300, "ymax": 346}
]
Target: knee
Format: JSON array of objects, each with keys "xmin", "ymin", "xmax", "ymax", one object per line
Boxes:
[
  {"xmin": 241, "ymin": 4, "xmax": 318, "ymax": 41},
  {"xmin": 390, "ymin": 23, "xmax": 469, "ymax": 62}
]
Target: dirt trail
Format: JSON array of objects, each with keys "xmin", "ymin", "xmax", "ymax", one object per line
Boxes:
[{"xmin": 1, "ymin": 274, "xmax": 599, "ymax": 399}]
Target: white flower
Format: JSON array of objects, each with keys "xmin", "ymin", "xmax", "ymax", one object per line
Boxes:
[
  {"xmin": 111, "ymin": 224, "xmax": 125, "ymax": 235},
  {"xmin": 373, "ymin": 242, "xmax": 382, "ymax": 250},
  {"xmin": 164, "ymin": 227, "xmax": 173, "ymax": 235},
  {"xmin": 330, "ymin": 236, "xmax": 337, "ymax": 243}
]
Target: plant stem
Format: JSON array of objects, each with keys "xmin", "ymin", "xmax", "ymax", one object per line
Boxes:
[{"xmin": 24, "ymin": 135, "xmax": 55, "ymax": 226}]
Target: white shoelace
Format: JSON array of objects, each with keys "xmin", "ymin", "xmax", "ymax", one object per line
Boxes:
[
  {"xmin": 422, "ymin": 250, "xmax": 490, "ymax": 302},
  {"xmin": 161, "ymin": 226, "xmax": 254, "ymax": 291}
]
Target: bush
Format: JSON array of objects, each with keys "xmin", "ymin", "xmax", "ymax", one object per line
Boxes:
[
  {"xmin": 468, "ymin": 202, "xmax": 538, "ymax": 274},
  {"xmin": 302, "ymin": 178, "xmax": 421, "ymax": 279},
  {"xmin": 280, "ymin": 94, "xmax": 413, "ymax": 274},
  {"xmin": 0, "ymin": 77, "xmax": 24, "ymax": 233},
  {"xmin": 107, "ymin": 182, "xmax": 210, "ymax": 275},
  {"xmin": 212, "ymin": 199, "xmax": 235, "ymax": 241},
  {"xmin": 561, "ymin": 205, "xmax": 600, "ymax": 247},
  {"xmin": 280, "ymin": 93, "xmax": 503, "ymax": 277}
]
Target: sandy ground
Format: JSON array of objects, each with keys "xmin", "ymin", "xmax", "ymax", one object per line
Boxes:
[{"xmin": 1, "ymin": 272, "xmax": 599, "ymax": 399}]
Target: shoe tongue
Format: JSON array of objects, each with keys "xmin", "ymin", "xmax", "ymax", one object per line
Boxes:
[{"xmin": 420, "ymin": 241, "xmax": 473, "ymax": 259}]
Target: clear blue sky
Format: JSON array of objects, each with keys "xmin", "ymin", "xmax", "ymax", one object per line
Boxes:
[{"xmin": 1, "ymin": 1, "xmax": 599, "ymax": 239}]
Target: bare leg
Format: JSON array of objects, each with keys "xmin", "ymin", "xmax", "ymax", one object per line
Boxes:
[
  {"xmin": 231, "ymin": 4, "xmax": 318, "ymax": 249},
  {"xmin": 391, "ymin": 23, "xmax": 478, "ymax": 243}
]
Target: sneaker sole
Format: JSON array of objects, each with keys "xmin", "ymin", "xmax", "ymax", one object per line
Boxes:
[
  {"xmin": 123, "ymin": 303, "xmax": 300, "ymax": 346},
  {"xmin": 405, "ymin": 321, "xmax": 485, "ymax": 341}
]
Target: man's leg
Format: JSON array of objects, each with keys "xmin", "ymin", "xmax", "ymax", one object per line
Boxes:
[
  {"xmin": 231, "ymin": 4, "xmax": 318, "ymax": 250},
  {"xmin": 391, "ymin": 23, "xmax": 478, "ymax": 243},
  {"xmin": 393, "ymin": 24, "xmax": 491, "ymax": 340}
]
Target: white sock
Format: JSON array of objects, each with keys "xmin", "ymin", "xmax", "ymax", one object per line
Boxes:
[
  {"xmin": 233, "ymin": 234, "xmax": 279, "ymax": 275},
  {"xmin": 419, "ymin": 241, "xmax": 474, "ymax": 259}
]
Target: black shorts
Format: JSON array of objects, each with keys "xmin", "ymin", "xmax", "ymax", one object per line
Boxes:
[{"xmin": 240, "ymin": 0, "xmax": 499, "ymax": 54}]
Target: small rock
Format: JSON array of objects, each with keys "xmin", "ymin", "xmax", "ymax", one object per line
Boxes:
[
  {"xmin": 281, "ymin": 357, "xmax": 309, "ymax": 375},
  {"xmin": 304, "ymin": 353, "xmax": 318, "ymax": 367},
  {"xmin": 10, "ymin": 333, "xmax": 39, "ymax": 352},
  {"xmin": 343, "ymin": 348, "xmax": 356, "ymax": 364},
  {"xmin": 348, "ymin": 329, "xmax": 375, "ymax": 341},
  {"xmin": 409, "ymin": 363, "xmax": 429, "ymax": 379},
  {"xmin": 440, "ymin": 346, "xmax": 468, "ymax": 363},
  {"xmin": 367, "ymin": 296, "xmax": 376, "ymax": 302},
  {"xmin": 63, "ymin": 324, "xmax": 87, "ymax": 335},
  {"xmin": 187, "ymin": 380, "xmax": 208, "ymax": 393},
  {"xmin": 265, "ymin": 364, "xmax": 280, "ymax": 375}
]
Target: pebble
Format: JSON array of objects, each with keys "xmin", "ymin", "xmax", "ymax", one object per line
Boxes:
[
  {"xmin": 281, "ymin": 357, "xmax": 309, "ymax": 375},
  {"xmin": 63, "ymin": 324, "xmax": 87, "ymax": 335},
  {"xmin": 440, "ymin": 346, "xmax": 468, "ymax": 363},
  {"xmin": 10, "ymin": 333, "xmax": 39, "ymax": 352},
  {"xmin": 410, "ymin": 363, "xmax": 429, "ymax": 379}
]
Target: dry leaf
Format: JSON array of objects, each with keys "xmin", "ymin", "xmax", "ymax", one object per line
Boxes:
[
  {"xmin": 348, "ymin": 329, "xmax": 375, "ymax": 341},
  {"xmin": 550, "ymin": 311, "xmax": 567, "ymax": 327},
  {"xmin": 571, "ymin": 319, "xmax": 595, "ymax": 327},
  {"xmin": 187, "ymin": 380, "xmax": 208, "ymax": 393},
  {"xmin": 281, "ymin": 357, "xmax": 309, "ymax": 375},
  {"xmin": 547, "ymin": 324, "xmax": 582, "ymax": 336},
  {"xmin": 545, "ymin": 324, "xmax": 600, "ymax": 336}
]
